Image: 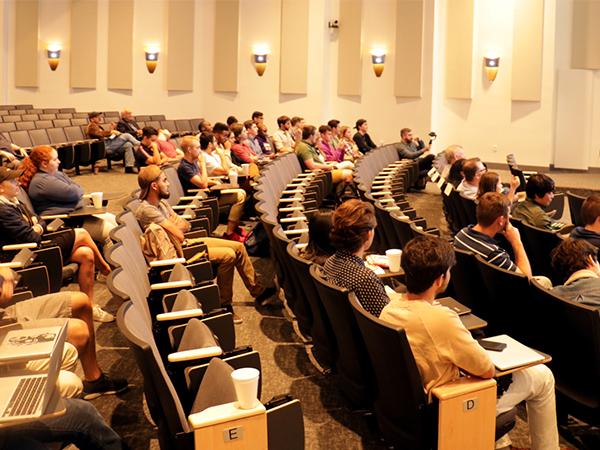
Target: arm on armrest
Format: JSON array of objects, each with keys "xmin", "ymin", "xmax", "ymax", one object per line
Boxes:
[
  {"xmin": 149, "ymin": 258, "xmax": 186, "ymax": 267},
  {"xmin": 2, "ymin": 243, "xmax": 38, "ymax": 251},
  {"xmin": 150, "ymin": 280, "xmax": 193, "ymax": 291},
  {"xmin": 167, "ymin": 345, "xmax": 223, "ymax": 363},
  {"xmin": 40, "ymin": 214, "xmax": 69, "ymax": 220},
  {"xmin": 156, "ymin": 308, "xmax": 204, "ymax": 322}
]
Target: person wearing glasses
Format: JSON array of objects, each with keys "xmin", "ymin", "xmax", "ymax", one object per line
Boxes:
[{"xmin": 456, "ymin": 158, "xmax": 487, "ymax": 201}]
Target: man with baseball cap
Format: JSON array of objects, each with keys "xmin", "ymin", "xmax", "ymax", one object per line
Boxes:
[
  {"xmin": 134, "ymin": 165, "xmax": 276, "ymax": 323},
  {"xmin": 86, "ymin": 112, "xmax": 138, "ymax": 173}
]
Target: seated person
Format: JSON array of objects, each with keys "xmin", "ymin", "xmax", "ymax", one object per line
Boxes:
[
  {"xmin": 0, "ymin": 132, "xmax": 27, "ymax": 169},
  {"xmin": 135, "ymin": 127, "xmax": 169, "ymax": 167},
  {"xmin": 198, "ymin": 118, "xmax": 212, "ymax": 133},
  {"xmin": 353, "ymin": 119, "xmax": 377, "ymax": 154},
  {"xmin": 226, "ymin": 115, "xmax": 238, "ymax": 127},
  {"xmin": 456, "ymin": 158, "xmax": 486, "ymax": 200},
  {"xmin": 157, "ymin": 129, "xmax": 184, "ymax": 161},
  {"xmin": 323, "ymin": 199, "xmax": 389, "ymax": 317},
  {"xmin": 230, "ymin": 123, "xmax": 259, "ymax": 164},
  {"xmin": 86, "ymin": 112, "xmax": 137, "ymax": 173},
  {"xmin": 337, "ymin": 125, "xmax": 362, "ymax": 162},
  {"xmin": 454, "ymin": 192, "xmax": 532, "ymax": 277},
  {"xmin": 299, "ymin": 212, "xmax": 335, "ymax": 266},
  {"xmin": 244, "ymin": 120, "xmax": 271, "ymax": 159},
  {"xmin": 512, "ymin": 173, "xmax": 561, "ymax": 230},
  {"xmin": 550, "ymin": 238, "xmax": 600, "ymax": 308},
  {"xmin": 212, "ymin": 122, "xmax": 242, "ymax": 174},
  {"xmin": 256, "ymin": 122, "xmax": 273, "ymax": 154},
  {"xmin": 20, "ymin": 145, "xmax": 117, "ymax": 245},
  {"xmin": 0, "ymin": 397, "xmax": 123, "ymax": 449},
  {"xmin": 476, "ymin": 171, "xmax": 520, "ymax": 204},
  {"xmin": 0, "ymin": 267, "xmax": 128, "ymax": 400},
  {"xmin": 433, "ymin": 144, "xmax": 464, "ymax": 178},
  {"xmin": 0, "ymin": 166, "xmax": 114, "ymax": 322},
  {"xmin": 272, "ymin": 116, "xmax": 295, "ymax": 153},
  {"xmin": 380, "ymin": 235, "xmax": 560, "ymax": 450},
  {"xmin": 319, "ymin": 125, "xmax": 344, "ymax": 163},
  {"xmin": 328, "ymin": 119, "xmax": 341, "ymax": 148},
  {"xmin": 116, "ymin": 108, "xmax": 143, "ymax": 138},
  {"xmin": 290, "ymin": 116, "xmax": 305, "ymax": 144},
  {"xmin": 295, "ymin": 126, "xmax": 352, "ymax": 185},
  {"xmin": 570, "ymin": 194, "xmax": 600, "ymax": 250},
  {"xmin": 179, "ymin": 135, "xmax": 248, "ymax": 242},
  {"xmin": 395, "ymin": 128, "xmax": 435, "ymax": 180},
  {"xmin": 135, "ymin": 166, "xmax": 275, "ymax": 322}
]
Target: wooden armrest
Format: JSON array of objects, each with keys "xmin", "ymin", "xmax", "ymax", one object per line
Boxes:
[
  {"xmin": 279, "ymin": 216, "xmax": 307, "ymax": 223},
  {"xmin": 187, "ymin": 188, "xmax": 209, "ymax": 193},
  {"xmin": 295, "ymin": 243, "xmax": 308, "ymax": 249},
  {"xmin": 431, "ymin": 377, "xmax": 496, "ymax": 400},
  {"xmin": 180, "ymin": 214, "xmax": 193, "ymax": 220},
  {"xmin": 171, "ymin": 205, "xmax": 190, "ymax": 211},
  {"xmin": 385, "ymin": 206, "xmax": 401, "ymax": 212},
  {"xmin": 279, "ymin": 197, "xmax": 302, "ymax": 203},
  {"xmin": 283, "ymin": 228, "xmax": 308, "ymax": 235},
  {"xmin": 150, "ymin": 280, "xmax": 193, "ymax": 290},
  {"xmin": 149, "ymin": 258, "xmax": 186, "ymax": 267},
  {"xmin": 0, "ymin": 261, "xmax": 24, "ymax": 269},
  {"xmin": 282, "ymin": 189, "xmax": 304, "ymax": 195},
  {"xmin": 371, "ymin": 191, "xmax": 392, "ymax": 196},
  {"xmin": 179, "ymin": 195, "xmax": 204, "ymax": 201},
  {"xmin": 156, "ymin": 308, "xmax": 204, "ymax": 322},
  {"xmin": 379, "ymin": 198, "xmax": 395, "ymax": 204},
  {"xmin": 188, "ymin": 402, "xmax": 266, "ymax": 429},
  {"xmin": 2, "ymin": 243, "xmax": 38, "ymax": 251},
  {"xmin": 167, "ymin": 345, "xmax": 223, "ymax": 363},
  {"xmin": 279, "ymin": 206, "xmax": 303, "ymax": 212},
  {"xmin": 40, "ymin": 214, "xmax": 69, "ymax": 220}
]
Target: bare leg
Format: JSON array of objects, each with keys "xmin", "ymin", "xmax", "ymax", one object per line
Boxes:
[
  {"xmin": 70, "ymin": 246, "xmax": 95, "ymax": 304},
  {"xmin": 72, "ymin": 228, "xmax": 111, "ymax": 275},
  {"xmin": 67, "ymin": 295, "xmax": 102, "ymax": 381}
]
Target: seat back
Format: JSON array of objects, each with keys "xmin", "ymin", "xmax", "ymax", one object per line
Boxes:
[
  {"xmin": 349, "ymin": 293, "xmax": 431, "ymax": 448},
  {"xmin": 567, "ymin": 191, "xmax": 586, "ymax": 227},
  {"xmin": 475, "ymin": 255, "xmax": 533, "ymax": 340},
  {"xmin": 529, "ymin": 280, "xmax": 600, "ymax": 423},
  {"xmin": 28, "ymin": 129, "xmax": 51, "ymax": 146},
  {"xmin": 16, "ymin": 121, "xmax": 35, "ymax": 131},
  {"xmin": 450, "ymin": 248, "xmax": 488, "ymax": 316},
  {"xmin": 519, "ymin": 221, "xmax": 562, "ymax": 282},
  {"xmin": 64, "ymin": 125, "xmax": 85, "ymax": 141},
  {"xmin": 47, "ymin": 127, "xmax": 68, "ymax": 145},
  {"xmin": 310, "ymin": 264, "xmax": 373, "ymax": 407},
  {"xmin": 9, "ymin": 130, "xmax": 32, "ymax": 148},
  {"xmin": 34, "ymin": 120, "xmax": 54, "ymax": 129}
]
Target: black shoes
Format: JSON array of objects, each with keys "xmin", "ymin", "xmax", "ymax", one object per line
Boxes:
[
  {"xmin": 83, "ymin": 373, "xmax": 129, "ymax": 400},
  {"xmin": 124, "ymin": 167, "xmax": 136, "ymax": 174},
  {"xmin": 254, "ymin": 286, "xmax": 278, "ymax": 307}
]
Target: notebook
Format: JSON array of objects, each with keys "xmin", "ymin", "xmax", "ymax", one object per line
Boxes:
[
  {"xmin": 483, "ymin": 334, "xmax": 545, "ymax": 371},
  {"xmin": 437, "ymin": 297, "xmax": 471, "ymax": 316},
  {"xmin": 0, "ymin": 325, "xmax": 63, "ymax": 364},
  {"xmin": 0, "ymin": 322, "xmax": 66, "ymax": 424}
]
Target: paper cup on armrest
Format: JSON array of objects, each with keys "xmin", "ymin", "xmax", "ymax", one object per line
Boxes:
[
  {"xmin": 241, "ymin": 163, "xmax": 250, "ymax": 176},
  {"xmin": 90, "ymin": 192, "xmax": 103, "ymax": 209},
  {"xmin": 231, "ymin": 367, "xmax": 260, "ymax": 410},
  {"xmin": 386, "ymin": 249, "xmax": 402, "ymax": 272}
]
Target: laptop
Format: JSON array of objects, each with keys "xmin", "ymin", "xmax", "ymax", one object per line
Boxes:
[
  {"xmin": 437, "ymin": 297, "xmax": 471, "ymax": 316},
  {"xmin": 0, "ymin": 325, "xmax": 63, "ymax": 364},
  {"xmin": 0, "ymin": 322, "xmax": 66, "ymax": 424}
]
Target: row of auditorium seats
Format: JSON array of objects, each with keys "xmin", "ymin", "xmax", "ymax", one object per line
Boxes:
[
  {"xmin": 100, "ymin": 166, "xmax": 305, "ymax": 449},
  {"xmin": 254, "ymin": 148, "xmax": 517, "ymax": 448}
]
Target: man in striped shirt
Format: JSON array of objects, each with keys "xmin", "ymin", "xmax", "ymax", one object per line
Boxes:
[{"xmin": 454, "ymin": 192, "xmax": 532, "ymax": 277}]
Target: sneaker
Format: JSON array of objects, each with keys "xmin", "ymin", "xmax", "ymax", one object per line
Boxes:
[
  {"xmin": 254, "ymin": 286, "xmax": 277, "ymax": 307},
  {"xmin": 92, "ymin": 305, "xmax": 115, "ymax": 323},
  {"xmin": 83, "ymin": 373, "xmax": 128, "ymax": 400},
  {"xmin": 225, "ymin": 305, "xmax": 243, "ymax": 324}
]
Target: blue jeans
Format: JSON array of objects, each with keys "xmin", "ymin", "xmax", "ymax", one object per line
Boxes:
[
  {"xmin": 0, "ymin": 398, "xmax": 123, "ymax": 449},
  {"xmin": 105, "ymin": 133, "xmax": 137, "ymax": 167}
]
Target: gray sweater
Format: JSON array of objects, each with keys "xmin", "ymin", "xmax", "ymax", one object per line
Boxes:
[
  {"xmin": 28, "ymin": 171, "xmax": 84, "ymax": 216},
  {"xmin": 552, "ymin": 271, "xmax": 600, "ymax": 309}
]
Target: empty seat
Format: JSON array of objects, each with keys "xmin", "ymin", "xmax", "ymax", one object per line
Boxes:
[
  {"xmin": 59, "ymin": 108, "xmax": 76, "ymax": 113},
  {"xmin": 26, "ymin": 109, "xmax": 43, "ymax": 114},
  {"xmin": 55, "ymin": 113, "xmax": 73, "ymax": 119},
  {"xmin": 16, "ymin": 121, "xmax": 35, "ymax": 131},
  {"xmin": 28, "ymin": 129, "xmax": 51, "ymax": 146},
  {"xmin": 2, "ymin": 116, "xmax": 20, "ymax": 123},
  {"xmin": 567, "ymin": 191, "xmax": 586, "ymax": 227},
  {"xmin": 8, "ymin": 109, "xmax": 24, "ymax": 116},
  {"xmin": 38, "ymin": 113, "xmax": 57, "ymax": 120},
  {"xmin": 70, "ymin": 118, "xmax": 87, "ymax": 126},
  {"xmin": 135, "ymin": 115, "xmax": 151, "ymax": 121},
  {"xmin": 34, "ymin": 120, "xmax": 53, "ymax": 129},
  {"xmin": 73, "ymin": 112, "xmax": 88, "ymax": 119},
  {"xmin": 21, "ymin": 114, "xmax": 39, "ymax": 121},
  {"xmin": 8, "ymin": 130, "xmax": 33, "ymax": 148},
  {"xmin": 15, "ymin": 104, "xmax": 33, "ymax": 110},
  {"xmin": 0, "ymin": 105, "xmax": 16, "ymax": 110},
  {"xmin": 43, "ymin": 108, "xmax": 60, "ymax": 114},
  {"xmin": 151, "ymin": 114, "xmax": 166, "ymax": 121},
  {"xmin": 0, "ymin": 123, "xmax": 16, "ymax": 133},
  {"xmin": 175, "ymin": 119, "xmax": 191, "ymax": 132},
  {"xmin": 53, "ymin": 119, "xmax": 72, "ymax": 128},
  {"xmin": 161, "ymin": 120, "xmax": 176, "ymax": 131}
]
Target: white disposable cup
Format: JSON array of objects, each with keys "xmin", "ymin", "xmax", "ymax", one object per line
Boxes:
[
  {"xmin": 90, "ymin": 192, "xmax": 103, "ymax": 209},
  {"xmin": 241, "ymin": 164, "xmax": 250, "ymax": 176},
  {"xmin": 231, "ymin": 367, "xmax": 260, "ymax": 410},
  {"xmin": 386, "ymin": 249, "xmax": 402, "ymax": 272},
  {"xmin": 229, "ymin": 170, "xmax": 238, "ymax": 187}
]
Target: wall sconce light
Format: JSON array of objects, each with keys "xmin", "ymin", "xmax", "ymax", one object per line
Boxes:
[
  {"xmin": 483, "ymin": 56, "xmax": 500, "ymax": 81},
  {"xmin": 370, "ymin": 48, "xmax": 387, "ymax": 77},
  {"xmin": 144, "ymin": 44, "xmax": 160, "ymax": 74},
  {"xmin": 252, "ymin": 44, "xmax": 270, "ymax": 76},
  {"xmin": 46, "ymin": 43, "xmax": 62, "ymax": 71}
]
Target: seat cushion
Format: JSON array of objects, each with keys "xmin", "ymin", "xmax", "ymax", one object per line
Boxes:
[
  {"xmin": 191, "ymin": 357, "xmax": 237, "ymax": 414},
  {"xmin": 177, "ymin": 318, "xmax": 218, "ymax": 352},
  {"xmin": 171, "ymin": 289, "xmax": 199, "ymax": 312}
]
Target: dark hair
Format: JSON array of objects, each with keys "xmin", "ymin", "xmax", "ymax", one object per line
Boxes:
[
  {"xmin": 243, "ymin": 119, "xmax": 255, "ymax": 130},
  {"xmin": 551, "ymin": 238, "xmax": 599, "ymax": 283},
  {"xmin": 142, "ymin": 126, "xmax": 158, "ymax": 138},
  {"xmin": 327, "ymin": 119, "xmax": 340, "ymax": 129},
  {"xmin": 525, "ymin": 173, "xmax": 555, "ymax": 200},
  {"xmin": 301, "ymin": 125, "xmax": 316, "ymax": 141},
  {"xmin": 230, "ymin": 123, "xmax": 244, "ymax": 140},
  {"xmin": 462, "ymin": 158, "xmax": 482, "ymax": 182},
  {"xmin": 401, "ymin": 235, "xmax": 456, "ymax": 294},
  {"xmin": 476, "ymin": 192, "xmax": 510, "ymax": 227},
  {"xmin": 477, "ymin": 171, "xmax": 500, "ymax": 199},
  {"xmin": 199, "ymin": 132, "xmax": 214, "ymax": 150},
  {"xmin": 291, "ymin": 116, "xmax": 303, "ymax": 126},
  {"xmin": 330, "ymin": 199, "xmax": 377, "ymax": 253},
  {"xmin": 198, "ymin": 118, "xmax": 210, "ymax": 132},
  {"xmin": 226, "ymin": 116, "xmax": 238, "ymax": 127},
  {"xmin": 400, "ymin": 127, "xmax": 411, "ymax": 137},
  {"xmin": 252, "ymin": 111, "xmax": 263, "ymax": 120},
  {"xmin": 304, "ymin": 212, "xmax": 335, "ymax": 265},
  {"xmin": 581, "ymin": 194, "xmax": 600, "ymax": 226},
  {"xmin": 277, "ymin": 115, "xmax": 290, "ymax": 127},
  {"xmin": 318, "ymin": 125, "xmax": 331, "ymax": 134},
  {"xmin": 212, "ymin": 122, "xmax": 229, "ymax": 134},
  {"xmin": 355, "ymin": 118, "xmax": 367, "ymax": 129}
]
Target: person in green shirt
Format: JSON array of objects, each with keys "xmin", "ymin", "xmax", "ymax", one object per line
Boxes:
[{"xmin": 512, "ymin": 173, "xmax": 562, "ymax": 230}]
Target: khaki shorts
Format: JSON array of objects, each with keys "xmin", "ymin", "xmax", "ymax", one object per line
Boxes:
[{"xmin": 4, "ymin": 292, "xmax": 74, "ymax": 323}]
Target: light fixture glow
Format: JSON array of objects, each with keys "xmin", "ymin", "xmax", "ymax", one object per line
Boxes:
[
  {"xmin": 483, "ymin": 55, "xmax": 500, "ymax": 81},
  {"xmin": 144, "ymin": 44, "xmax": 160, "ymax": 73},
  {"xmin": 370, "ymin": 47, "xmax": 387, "ymax": 77},
  {"xmin": 46, "ymin": 42, "xmax": 62, "ymax": 71},
  {"xmin": 252, "ymin": 44, "xmax": 270, "ymax": 77}
]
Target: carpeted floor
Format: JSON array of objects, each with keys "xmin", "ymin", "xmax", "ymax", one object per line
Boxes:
[{"xmin": 63, "ymin": 164, "xmax": 598, "ymax": 449}]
